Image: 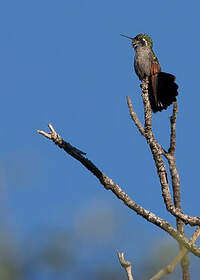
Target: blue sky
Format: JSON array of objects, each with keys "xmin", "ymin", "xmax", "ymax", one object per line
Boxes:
[{"xmin": 0, "ymin": 0, "xmax": 200, "ymax": 278}]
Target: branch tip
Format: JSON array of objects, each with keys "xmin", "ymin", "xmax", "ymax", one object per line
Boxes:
[{"xmin": 118, "ymin": 252, "xmax": 133, "ymax": 280}]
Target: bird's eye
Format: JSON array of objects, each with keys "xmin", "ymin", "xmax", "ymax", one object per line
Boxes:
[{"xmin": 142, "ymin": 38, "xmax": 147, "ymax": 45}]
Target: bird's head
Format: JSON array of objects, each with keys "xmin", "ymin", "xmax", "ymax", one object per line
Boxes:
[{"xmin": 121, "ymin": 33, "xmax": 153, "ymax": 50}]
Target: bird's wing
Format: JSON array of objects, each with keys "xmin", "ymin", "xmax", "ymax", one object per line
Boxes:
[{"xmin": 149, "ymin": 54, "xmax": 161, "ymax": 103}]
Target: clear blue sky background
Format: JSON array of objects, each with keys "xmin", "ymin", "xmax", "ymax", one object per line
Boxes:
[{"xmin": 0, "ymin": 0, "xmax": 200, "ymax": 279}]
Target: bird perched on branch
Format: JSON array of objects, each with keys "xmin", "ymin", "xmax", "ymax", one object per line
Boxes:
[{"xmin": 121, "ymin": 33, "xmax": 178, "ymax": 113}]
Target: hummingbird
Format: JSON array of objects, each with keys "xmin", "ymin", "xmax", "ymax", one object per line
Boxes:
[{"xmin": 121, "ymin": 33, "xmax": 178, "ymax": 112}]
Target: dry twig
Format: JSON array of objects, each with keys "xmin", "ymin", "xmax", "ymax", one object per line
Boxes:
[
  {"xmin": 127, "ymin": 79, "xmax": 192, "ymax": 279},
  {"xmin": 37, "ymin": 124, "xmax": 200, "ymax": 257},
  {"xmin": 118, "ymin": 252, "xmax": 134, "ymax": 280},
  {"xmin": 150, "ymin": 227, "xmax": 200, "ymax": 280},
  {"xmin": 127, "ymin": 84, "xmax": 200, "ymax": 228},
  {"xmin": 167, "ymin": 102, "xmax": 190, "ymax": 279},
  {"xmin": 37, "ymin": 79, "xmax": 200, "ymax": 279}
]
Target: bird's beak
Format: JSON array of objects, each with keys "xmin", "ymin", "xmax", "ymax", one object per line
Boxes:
[{"xmin": 120, "ymin": 34, "xmax": 134, "ymax": 40}]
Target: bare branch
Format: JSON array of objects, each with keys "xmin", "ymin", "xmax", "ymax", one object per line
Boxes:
[
  {"xmin": 126, "ymin": 96, "xmax": 145, "ymax": 136},
  {"xmin": 142, "ymin": 82, "xmax": 190, "ymax": 279},
  {"xmin": 37, "ymin": 124, "xmax": 87, "ymax": 156},
  {"xmin": 126, "ymin": 95, "xmax": 167, "ymax": 156},
  {"xmin": 165, "ymin": 105, "xmax": 182, "ymax": 230},
  {"xmin": 166, "ymin": 155, "xmax": 181, "ymax": 208},
  {"xmin": 127, "ymin": 82, "xmax": 200, "ymax": 227},
  {"xmin": 128, "ymin": 82, "xmax": 191, "ymax": 278},
  {"xmin": 118, "ymin": 252, "xmax": 134, "ymax": 280},
  {"xmin": 37, "ymin": 124, "xmax": 200, "ymax": 257},
  {"xmin": 168, "ymin": 101, "xmax": 178, "ymax": 155},
  {"xmin": 166, "ymin": 104, "xmax": 190, "ymax": 278},
  {"xmin": 141, "ymin": 78, "xmax": 153, "ymax": 136},
  {"xmin": 150, "ymin": 227, "xmax": 200, "ymax": 280}
]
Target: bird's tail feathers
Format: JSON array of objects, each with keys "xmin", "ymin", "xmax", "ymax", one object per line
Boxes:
[{"xmin": 149, "ymin": 72, "xmax": 178, "ymax": 113}]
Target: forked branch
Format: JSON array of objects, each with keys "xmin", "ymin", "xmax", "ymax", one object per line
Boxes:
[
  {"xmin": 127, "ymin": 79, "xmax": 191, "ymax": 279},
  {"xmin": 37, "ymin": 124, "xmax": 200, "ymax": 257},
  {"xmin": 126, "ymin": 82, "xmax": 200, "ymax": 227}
]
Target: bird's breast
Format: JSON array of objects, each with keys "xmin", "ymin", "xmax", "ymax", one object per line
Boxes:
[{"xmin": 134, "ymin": 48, "xmax": 151, "ymax": 80}]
